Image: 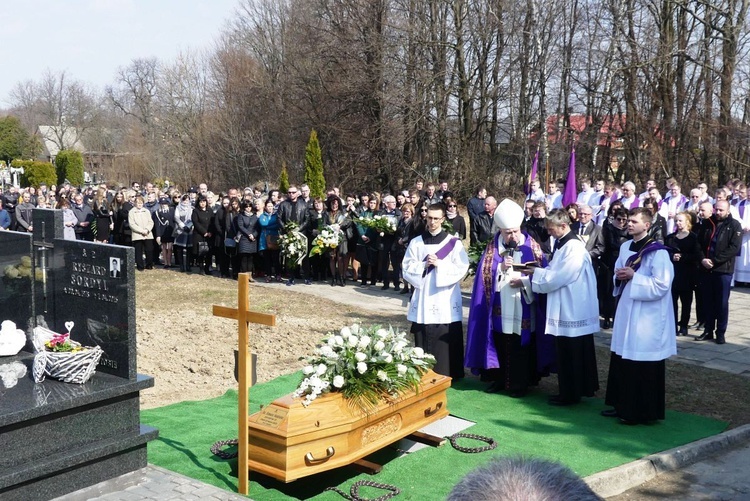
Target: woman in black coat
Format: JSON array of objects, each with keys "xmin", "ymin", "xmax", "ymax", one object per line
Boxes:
[
  {"xmin": 235, "ymin": 199, "xmax": 259, "ymax": 278},
  {"xmin": 191, "ymin": 196, "xmax": 214, "ymax": 275},
  {"xmin": 599, "ymin": 206, "xmax": 631, "ymax": 329},
  {"xmin": 664, "ymin": 212, "xmax": 701, "ymax": 336}
]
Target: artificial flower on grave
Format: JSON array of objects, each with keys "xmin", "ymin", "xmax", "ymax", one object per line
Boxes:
[
  {"xmin": 293, "ymin": 323, "xmax": 436, "ymax": 411},
  {"xmin": 278, "ymin": 221, "xmax": 308, "ymax": 269},
  {"xmin": 44, "ymin": 332, "xmax": 85, "ymax": 353},
  {"xmin": 309, "ymin": 224, "xmax": 344, "ymax": 257}
]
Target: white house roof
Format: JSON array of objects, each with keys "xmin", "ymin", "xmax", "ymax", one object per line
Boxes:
[{"xmin": 37, "ymin": 126, "xmax": 87, "ymax": 157}]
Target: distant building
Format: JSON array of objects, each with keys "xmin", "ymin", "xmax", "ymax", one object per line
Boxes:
[{"xmin": 37, "ymin": 126, "xmax": 118, "ymax": 184}]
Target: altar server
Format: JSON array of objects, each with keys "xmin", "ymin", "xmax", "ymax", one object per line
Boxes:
[
  {"xmin": 465, "ymin": 199, "xmax": 554, "ymax": 397},
  {"xmin": 602, "ymin": 207, "xmax": 675, "ymax": 424},
  {"xmin": 527, "ymin": 209, "xmax": 600, "ymax": 405},
  {"xmin": 403, "ymin": 203, "xmax": 469, "ymax": 379}
]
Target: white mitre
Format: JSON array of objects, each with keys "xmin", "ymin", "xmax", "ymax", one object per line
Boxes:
[{"xmin": 494, "ymin": 199, "xmax": 525, "ymax": 229}]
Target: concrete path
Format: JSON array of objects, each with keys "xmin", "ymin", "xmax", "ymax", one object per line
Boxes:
[{"xmin": 53, "ymin": 279, "xmax": 750, "ymax": 500}]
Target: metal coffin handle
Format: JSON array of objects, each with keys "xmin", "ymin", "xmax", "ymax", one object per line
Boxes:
[
  {"xmin": 424, "ymin": 401, "xmax": 443, "ymax": 417},
  {"xmin": 305, "ymin": 446, "xmax": 335, "ymax": 463}
]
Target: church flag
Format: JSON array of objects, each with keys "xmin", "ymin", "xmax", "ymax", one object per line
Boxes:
[{"xmin": 561, "ymin": 145, "xmax": 577, "ymax": 207}]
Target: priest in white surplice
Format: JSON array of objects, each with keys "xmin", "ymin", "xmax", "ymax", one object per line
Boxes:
[
  {"xmin": 734, "ymin": 193, "xmax": 750, "ymax": 285},
  {"xmin": 526, "ymin": 209, "xmax": 600, "ymax": 406},
  {"xmin": 602, "ymin": 207, "xmax": 675, "ymax": 424},
  {"xmin": 403, "ymin": 203, "xmax": 469, "ymax": 379}
]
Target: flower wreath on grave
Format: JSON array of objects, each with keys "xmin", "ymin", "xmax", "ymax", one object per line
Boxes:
[
  {"xmin": 293, "ymin": 323, "xmax": 436, "ymax": 412},
  {"xmin": 32, "ymin": 321, "xmax": 103, "ymax": 384}
]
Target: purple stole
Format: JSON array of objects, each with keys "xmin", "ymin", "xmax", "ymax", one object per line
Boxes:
[
  {"xmin": 423, "ymin": 235, "xmax": 459, "ymax": 276},
  {"xmin": 625, "ymin": 239, "xmax": 670, "ymax": 272},
  {"xmin": 620, "ymin": 196, "xmax": 640, "ymax": 210},
  {"xmin": 740, "ymin": 200, "xmax": 748, "ymax": 219}
]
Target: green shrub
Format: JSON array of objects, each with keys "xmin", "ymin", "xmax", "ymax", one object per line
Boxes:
[
  {"xmin": 279, "ymin": 162, "xmax": 290, "ymax": 194},
  {"xmin": 55, "ymin": 150, "xmax": 84, "ymax": 187},
  {"xmin": 304, "ymin": 129, "xmax": 326, "ymax": 198},
  {"xmin": 15, "ymin": 159, "xmax": 56, "ymax": 188}
]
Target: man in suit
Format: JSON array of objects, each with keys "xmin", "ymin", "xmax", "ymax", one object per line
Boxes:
[{"xmin": 571, "ymin": 204, "xmax": 605, "ymax": 269}]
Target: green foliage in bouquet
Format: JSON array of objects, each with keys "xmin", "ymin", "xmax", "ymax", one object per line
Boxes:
[
  {"xmin": 294, "ymin": 323, "xmax": 436, "ymax": 413},
  {"xmin": 466, "ymin": 239, "xmax": 489, "ymax": 276}
]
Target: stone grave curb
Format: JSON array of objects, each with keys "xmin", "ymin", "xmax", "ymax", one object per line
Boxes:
[{"xmin": 584, "ymin": 423, "xmax": 750, "ymax": 498}]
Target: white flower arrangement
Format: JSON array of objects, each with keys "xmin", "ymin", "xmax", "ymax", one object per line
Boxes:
[
  {"xmin": 355, "ymin": 216, "xmax": 397, "ymax": 235},
  {"xmin": 310, "ymin": 224, "xmax": 344, "ymax": 257},
  {"xmin": 278, "ymin": 221, "xmax": 308, "ymax": 268},
  {"xmin": 293, "ymin": 323, "xmax": 436, "ymax": 411}
]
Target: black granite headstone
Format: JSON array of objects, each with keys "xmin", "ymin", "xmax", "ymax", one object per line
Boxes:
[
  {"xmin": 50, "ymin": 239, "xmax": 136, "ymax": 379},
  {"xmin": 0, "ymin": 231, "xmax": 34, "ymax": 345}
]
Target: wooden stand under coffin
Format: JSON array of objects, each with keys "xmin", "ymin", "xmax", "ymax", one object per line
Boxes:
[{"xmin": 247, "ymin": 370, "xmax": 451, "ymax": 482}]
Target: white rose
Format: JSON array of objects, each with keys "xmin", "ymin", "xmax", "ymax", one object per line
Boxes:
[
  {"xmin": 356, "ymin": 362, "xmax": 367, "ymax": 374},
  {"xmin": 348, "ymin": 335, "xmax": 359, "ymax": 347},
  {"xmin": 358, "ymin": 336, "xmax": 371, "ymax": 349},
  {"xmin": 340, "ymin": 326, "xmax": 352, "ymax": 337},
  {"xmin": 412, "ymin": 347, "xmax": 425, "ymax": 358},
  {"xmin": 316, "ymin": 363, "xmax": 327, "ymax": 375},
  {"xmin": 376, "ymin": 328, "xmax": 388, "ymax": 338},
  {"xmin": 381, "ymin": 353, "xmax": 393, "ymax": 363},
  {"xmin": 327, "ymin": 337, "xmax": 336, "ymax": 346},
  {"xmin": 320, "ymin": 345, "xmax": 334, "ymax": 357},
  {"xmin": 333, "ymin": 375, "xmax": 345, "ymax": 388},
  {"xmin": 334, "ymin": 335, "xmax": 344, "ymax": 346},
  {"xmin": 377, "ymin": 370, "xmax": 388, "ymax": 381},
  {"xmin": 374, "ymin": 340, "xmax": 385, "ymax": 351},
  {"xmin": 303, "ymin": 365, "xmax": 314, "ymax": 375},
  {"xmin": 355, "ymin": 352, "xmax": 367, "ymax": 362},
  {"xmin": 393, "ymin": 341, "xmax": 407, "ymax": 352},
  {"xmin": 350, "ymin": 324, "xmax": 360, "ymax": 335},
  {"xmin": 397, "ymin": 364, "xmax": 407, "ymax": 375}
]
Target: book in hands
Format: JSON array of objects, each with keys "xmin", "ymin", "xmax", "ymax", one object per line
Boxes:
[{"xmin": 511, "ymin": 261, "xmax": 541, "ymax": 272}]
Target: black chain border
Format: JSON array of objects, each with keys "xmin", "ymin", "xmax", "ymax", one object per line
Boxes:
[
  {"xmin": 210, "ymin": 438, "xmax": 239, "ymax": 459},
  {"xmin": 326, "ymin": 480, "xmax": 401, "ymax": 501},
  {"xmin": 448, "ymin": 432, "xmax": 497, "ymax": 453}
]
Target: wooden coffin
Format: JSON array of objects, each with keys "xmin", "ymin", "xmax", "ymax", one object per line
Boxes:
[{"xmin": 247, "ymin": 370, "xmax": 451, "ymax": 482}]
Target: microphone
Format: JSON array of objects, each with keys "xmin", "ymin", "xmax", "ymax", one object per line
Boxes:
[{"xmin": 505, "ymin": 240, "xmax": 517, "ymax": 259}]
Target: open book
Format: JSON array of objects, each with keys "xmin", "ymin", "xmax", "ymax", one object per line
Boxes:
[{"xmin": 511, "ymin": 261, "xmax": 541, "ymax": 272}]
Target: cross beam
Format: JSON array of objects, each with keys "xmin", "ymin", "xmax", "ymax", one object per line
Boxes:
[{"xmin": 212, "ymin": 273, "xmax": 276, "ymax": 496}]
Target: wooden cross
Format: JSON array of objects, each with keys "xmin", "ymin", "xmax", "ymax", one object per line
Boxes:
[{"xmin": 212, "ymin": 272, "xmax": 276, "ymax": 496}]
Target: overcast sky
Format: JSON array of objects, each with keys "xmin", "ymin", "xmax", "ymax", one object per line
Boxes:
[{"xmin": 0, "ymin": 0, "xmax": 238, "ymax": 106}]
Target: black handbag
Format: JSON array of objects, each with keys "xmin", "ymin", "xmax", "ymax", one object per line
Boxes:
[{"xmin": 198, "ymin": 241, "xmax": 210, "ymax": 256}]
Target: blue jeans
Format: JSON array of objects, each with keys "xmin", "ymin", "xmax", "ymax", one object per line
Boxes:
[{"xmin": 703, "ymin": 273, "xmax": 732, "ymax": 335}]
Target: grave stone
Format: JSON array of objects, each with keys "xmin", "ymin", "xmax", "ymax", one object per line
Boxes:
[
  {"xmin": 51, "ymin": 239, "xmax": 136, "ymax": 379},
  {"xmin": 0, "ymin": 208, "xmax": 156, "ymax": 500}
]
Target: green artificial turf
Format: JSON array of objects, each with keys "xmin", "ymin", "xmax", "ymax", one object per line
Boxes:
[{"xmin": 142, "ymin": 373, "xmax": 727, "ymax": 499}]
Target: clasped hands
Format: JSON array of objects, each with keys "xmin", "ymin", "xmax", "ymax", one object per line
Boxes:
[{"xmin": 615, "ymin": 266, "xmax": 635, "ymax": 281}]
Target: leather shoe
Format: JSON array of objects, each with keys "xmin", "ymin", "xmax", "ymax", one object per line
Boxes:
[
  {"xmin": 485, "ymin": 382, "xmax": 504, "ymax": 394},
  {"xmin": 600, "ymin": 319, "xmax": 611, "ymax": 330},
  {"xmin": 691, "ymin": 321, "xmax": 705, "ymax": 330},
  {"xmin": 600, "ymin": 409, "xmax": 618, "ymax": 418},
  {"xmin": 696, "ymin": 331, "xmax": 714, "ymax": 341},
  {"xmin": 678, "ymin": 326, "xmax": 688, "ymax": 336},
  {"xmin": 548, "ymin": 396, "xmax": 579, "ymax": 406},
  {"xmin": 399, "ymin": 287, "xmax": 410, "ymax": 295},
  {"xmin": 716, "ymin": 335, "xmax": 726, "ymax": 345}
]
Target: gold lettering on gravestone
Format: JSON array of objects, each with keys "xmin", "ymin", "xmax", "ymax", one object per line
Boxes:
[{"xmin": 256, "ymin": 407, "xmax": 288, "ymax": 428}]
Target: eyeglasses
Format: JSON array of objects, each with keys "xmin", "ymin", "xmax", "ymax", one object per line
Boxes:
[{"xmin": 447, "ymin": 204, "xmax": 457, "ymax": 208}]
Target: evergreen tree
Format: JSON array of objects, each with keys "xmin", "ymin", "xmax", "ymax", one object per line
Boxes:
[
  {"xmin": 55, "ymin": 150, "xmax": 85, "ymax": 187},
  {"xmin": 304, "ymin": 129, "xmax": 325, "ymax": 198},
  {"xmin": 279, "ymin": 162, "xmax": 290, "ymax": 194}
]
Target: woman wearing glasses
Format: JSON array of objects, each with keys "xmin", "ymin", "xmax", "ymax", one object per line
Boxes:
[
  {"xmin": 599, "ymin": 206, "xmax": 631, "ymax": 329},
  {"xmin": 443, "ymin": 197, "xmax": 466, "ymax": 240}
]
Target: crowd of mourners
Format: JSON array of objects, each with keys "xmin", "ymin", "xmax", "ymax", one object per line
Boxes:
[{"xmin": 1, "ymin": 175, "xmax": 747, "ymax": 336}]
